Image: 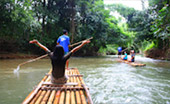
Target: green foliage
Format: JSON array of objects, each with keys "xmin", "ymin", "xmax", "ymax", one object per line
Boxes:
[
  {"xmin": 98, "ymin": 44, "xmax": 118, "ymax": 55},
  {"xmin": 144, "ymin": 41, "xmax": 155, "ymax": 51},
  {"xmin": 1, "ymin": 0, "xmax": 169, "ymax": 55}
]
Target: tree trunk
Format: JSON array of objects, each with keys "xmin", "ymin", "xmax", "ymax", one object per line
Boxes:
[
  {"xmin": 70, "ymin": 0, "xmax": 75, "ymax": 44},
  {"xmin": 41, "ymin": 0, "xmax": 46, "ymax": 39}
]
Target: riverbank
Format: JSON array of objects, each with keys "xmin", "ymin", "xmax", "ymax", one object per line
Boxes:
[
  {"xmin": 1, "ymin": 49, "xmax": 170, "ymax": 60},
  {"xmin": 0, "ymin": 53, "xmax": 39, "ymax": 59},
  {"xmin": 145, "ymin": 48, "xmax": 170, "ymax": 60}
]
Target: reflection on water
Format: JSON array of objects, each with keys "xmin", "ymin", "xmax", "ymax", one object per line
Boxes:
[{"xmin": 0, "ymin": 56, "xmax": 170, "ymax": 104}]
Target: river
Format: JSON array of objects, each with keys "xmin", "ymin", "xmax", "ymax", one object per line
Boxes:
[{"xmin": 0, "ymin": 56, "xmax": 170, "ymax": 104}]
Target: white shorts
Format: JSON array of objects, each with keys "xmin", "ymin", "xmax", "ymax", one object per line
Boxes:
[{"xmin": 51, "ymin": 75, "xmax": 68, "ymax": 84}]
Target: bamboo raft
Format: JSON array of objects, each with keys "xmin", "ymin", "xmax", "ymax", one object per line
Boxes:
[
  {"xmin": 22, "ymin": 68, "xmax": 93, "ymax": 104},
  {"xmin": 117, "ymin": 59, "xmax": 146, "ymax": 67}
]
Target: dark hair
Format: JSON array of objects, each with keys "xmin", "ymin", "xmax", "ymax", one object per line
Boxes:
[
  {"xmin": 52, "ymin": 45, "xmax": 64, "ymax": 60},
  {"xmin": 63, "ymin": 29, "xmax": 68, "ymax": 34}
]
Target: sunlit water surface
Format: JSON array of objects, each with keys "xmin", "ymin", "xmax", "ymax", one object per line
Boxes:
[{"xmin": 0, "ymin": 55, "xmax": 170, "ymax": 104}]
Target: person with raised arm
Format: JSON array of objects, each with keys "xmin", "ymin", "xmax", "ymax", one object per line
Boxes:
[
  {"xmin": 29, "ymin": 39, "xmax": 90, "ymax": 84},
  {"xmin": 57, "ymin": 29, "xmax": 70, "ymax": 70}
]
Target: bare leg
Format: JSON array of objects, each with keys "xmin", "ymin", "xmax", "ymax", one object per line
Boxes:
[{"xmin": 66, "ymin": 60, "xmax": 69, "ymax": 70}]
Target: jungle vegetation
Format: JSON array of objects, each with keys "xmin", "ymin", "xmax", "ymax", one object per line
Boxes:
[{"xmin": 0, "ymin": 0, "xmax": 169, "ymax": 57}]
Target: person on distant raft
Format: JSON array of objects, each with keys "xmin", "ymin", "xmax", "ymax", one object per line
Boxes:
[
  {"xmin": 29, "ymin": 39, "xmax": 90, "ymax": 84},
  {"xmin": 129, "ymin": 50, "xmax": 135, "ymax": 62},
  {"xmin": 57, "ymin": 29, "xmax": 70, "ymax": 70},
  {"xmin": 117, "ymin": 47, "xmax": 122, "ymax": 58},
  {"xmin": 121, "ymin": 51, "xmax": 128, "ymax": 60}
]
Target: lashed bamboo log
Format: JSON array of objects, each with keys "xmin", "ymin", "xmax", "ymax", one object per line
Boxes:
[
  {"xmin": 23, "ymin": 70, "xmax": 52, "ymax": 103},
  {"xmin": 80, "ymin": 90, "xmax": 87, "ymax": 104},
  {"xmin": 70, "ymin": 71, "xmax": 76, "ymax": 104},
  {"xmin": 71, "ymin": 90, "xmax": 76, "ymax": 104},
  {"xmin": 59, "ymin": 90, "xmax": 65, "ymax": 104},
  {"xmin": 75, "ymin": 90, "xmax": 81, "ymax": 104},
  {"xmin": 47, "ymin": 90, "xmax": 56, "ymax": 104},
  {"xmin": 41, "ymin": 90, "xmax": 51, "ymax": 104},
  {"xmin": 65, "ymin": 71, "xmax": 70, "ymax": 104},
  {"xmin": 66, "ymin": 90, "xmax": 71, "ymax": 104},
  {"xmin": 30, "ymin": 90, "xmax": 42, "ymax": 104},
  {"xmin": 35, "ymin": 90, "xmax": 46, "ymax": 104},
  {"xmin": 82, "ymin": 84, "xmax": 93, "ymax": 104},
  {"xmin": 74, "ymin": 74, "xmax": 81, "ymax": 104},
  {"xmin": 53, "ymin": 90, "xmax": 61, "ymax": 104},
  {"xmin": 23, "ymin": 68, "xmax": 93, "ymax": 104},
  {"xmin": 41, "ymin": 86, "xmax": 86, "ymax": 90}
]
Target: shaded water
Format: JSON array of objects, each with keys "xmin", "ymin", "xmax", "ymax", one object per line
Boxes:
[{"xmin": 0, "ymin": 56, "xmax": 170, "ymax": 104}]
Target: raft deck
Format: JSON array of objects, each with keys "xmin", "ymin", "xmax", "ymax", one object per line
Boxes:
[
  {"xmin": 22, "ymin": 68, "xmax": 93, "ymax": 104},
  {"xmin": 117, "ymin": 59, "xmax": 146, "ymax": 67}
]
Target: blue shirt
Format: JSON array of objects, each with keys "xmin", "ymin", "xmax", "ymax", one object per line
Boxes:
[
  {"xmin": 117, "ymin": 47, "xmax": 122, "ymax": 52},
  {"xmin": 57, "ymin": 35, "xmax": 70, "ymax": 52},
  {"xmin": 124, "ymin": 53, "xmax": 128, "ymax": 60}
]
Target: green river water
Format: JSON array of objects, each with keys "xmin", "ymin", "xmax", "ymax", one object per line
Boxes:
[{"xmin": 0, "ymin": 55, "xmax": 170, "ymax": 104}]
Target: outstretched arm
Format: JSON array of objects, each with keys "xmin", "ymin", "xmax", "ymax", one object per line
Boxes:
[
  {"xmin": 29, "ymin": 40, "xmax": 51, "ymax": 52},
  {"xmin": 71, "ymin": 40, "xmax": 90, "ymax": 53}
]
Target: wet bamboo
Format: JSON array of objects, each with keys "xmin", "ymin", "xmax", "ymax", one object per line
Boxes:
[
  {"xmin": 76, "ymin": 69, "xmax": 88, "ymax": 104},
  {"xmin": 66, "ymin": 70, "xmax": 71, "ymax": 104},
  {"xmin": 75, "ymin": 89, "xmax": 81, "ymax": 104},
  {"xmin": 66, "ymin": 90, "xmax": 71, "ymax": 104},
  {"xmin": 41, "ymin": 86, "xmax": 85, "ymax": 90},
  {"xmin": 47, "ymin": 90, "xmax": 56, "ymax": 104},
  {"xmin": 70, "ymin": 71, "xmax": 76, "ymax": 104},
  {"xmin": 59, "ymin": 90, "xmax": 65, "ymax": 104},
  {"xmin": 80, "ymin": 90, "xmax": 87, "ymax": 104},
  {"xmin": 75, "ymin": 75, "xmax": 81, "ymax": 104},
  {"xmin": 77, "ymin": 69, "xmax": 93, "ymax": 104},
  {"xmin": 68, "ymin": 75, "xmax": 83, "ymax": 77},
  {"xmin": 53, "ymin": 90, "xmax": 61, "ymax": 104},
  {"xmin": 82, "ymin": 84, "xmax": 93, "ymax": 104},
  {"xmin": 71, "ymin": 90, "xmax": 76, "ymax": 104},
  {"xmin": 41, "ymin": 90, "xmax": 51, "ymax": 104},
  {"xmin": 22, "ymin": 70, "xmax": 51, "ymax": 104},
  {"xmin": 35, "ymin": 90, "xmax": 46, "ymax": 104},
  {"xmin": 30, "ymin": 90, "xmax": 42, "ymax": 104},
  {"xmin": 46, "ymin": 75, "xmax": 51, "ymax": 82}
]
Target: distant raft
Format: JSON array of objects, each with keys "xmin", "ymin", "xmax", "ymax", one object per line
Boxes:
[
  {"xmin": 117, "ymin": 59, "xmax": 146, "ymax": 67},
  {"xmin": 22, "ymin": 68, "xmax": 93, "ymax": 104}
]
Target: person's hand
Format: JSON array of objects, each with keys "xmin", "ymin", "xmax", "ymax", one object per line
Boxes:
[
  {"xmin": 29, "ymin": 39, "xmax": 38, "ymax": 44},
  {"xmin": 82, "ymin": 40, "xmax": 90, "ymax": 45}
]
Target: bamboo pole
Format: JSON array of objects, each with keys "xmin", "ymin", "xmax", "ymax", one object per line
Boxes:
[
  {"xmin": 80, "ymin": 90, "xmax": 87, "ymax": 104},
  {"xmin": 47, "ymin": 90, "xmax": 56, "ymax": 104},
  {"xmin": 74, "ymin": 73, "xmax": 81, "ymax": 104},
  {"xmin": 70, "ymin": 70, "xmax": 76, "ymax": 104},
  {"xmin": 30, "ymin": 90, "xmax": 42, "ymax": 104},
  {"xmin": 66, "ymin": 90, "xmax": 71, "ymax": 104},
  {"xmin": 22, "ymin": 81, "xmax": 44, "ymax": 104},
  {"xmin": 41, "ymin": 86, "xmax": 85, "ymax": 90},
  {"xmin": 69, "ymin": 37, "xmax": 93, "ymax": 47},
  {"xmin": 53, "ymin": 90, "xmax": 61, "ymax": 104},
  {"xmin": 59, "ymin": 90, "xmax": 65, "ymax": 104},
  {"xmin": 41, "ymin": 90, "xmax": 51, "ymax": 104},
  {"xmin": 71, "ymin": 90, "xmax": 75, "ymax": 104},
  {"xmin": 35, "ymin": 90, "xmax": 46, "ymax": 104},
  {"xmin": 76, "ymin": 69, "xmax": 88, "ymax": 104},
  {"xmin": 82, "ymin": 84, "xmax": 93, "ymax": 104},
  {"xmin": 22, "ymin": 70, "xmax": 51, "ymax": 104},
  {"xmin": 66, "ymin": 71, "xmax": 71, "ymax": 104},
  {"xmin": 46, "ymin": 76, "xmax": 51, "ymax": 82},
  {"xmin": 14, "ymin": 54, "xmax": 48, "ymax": 72}
]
